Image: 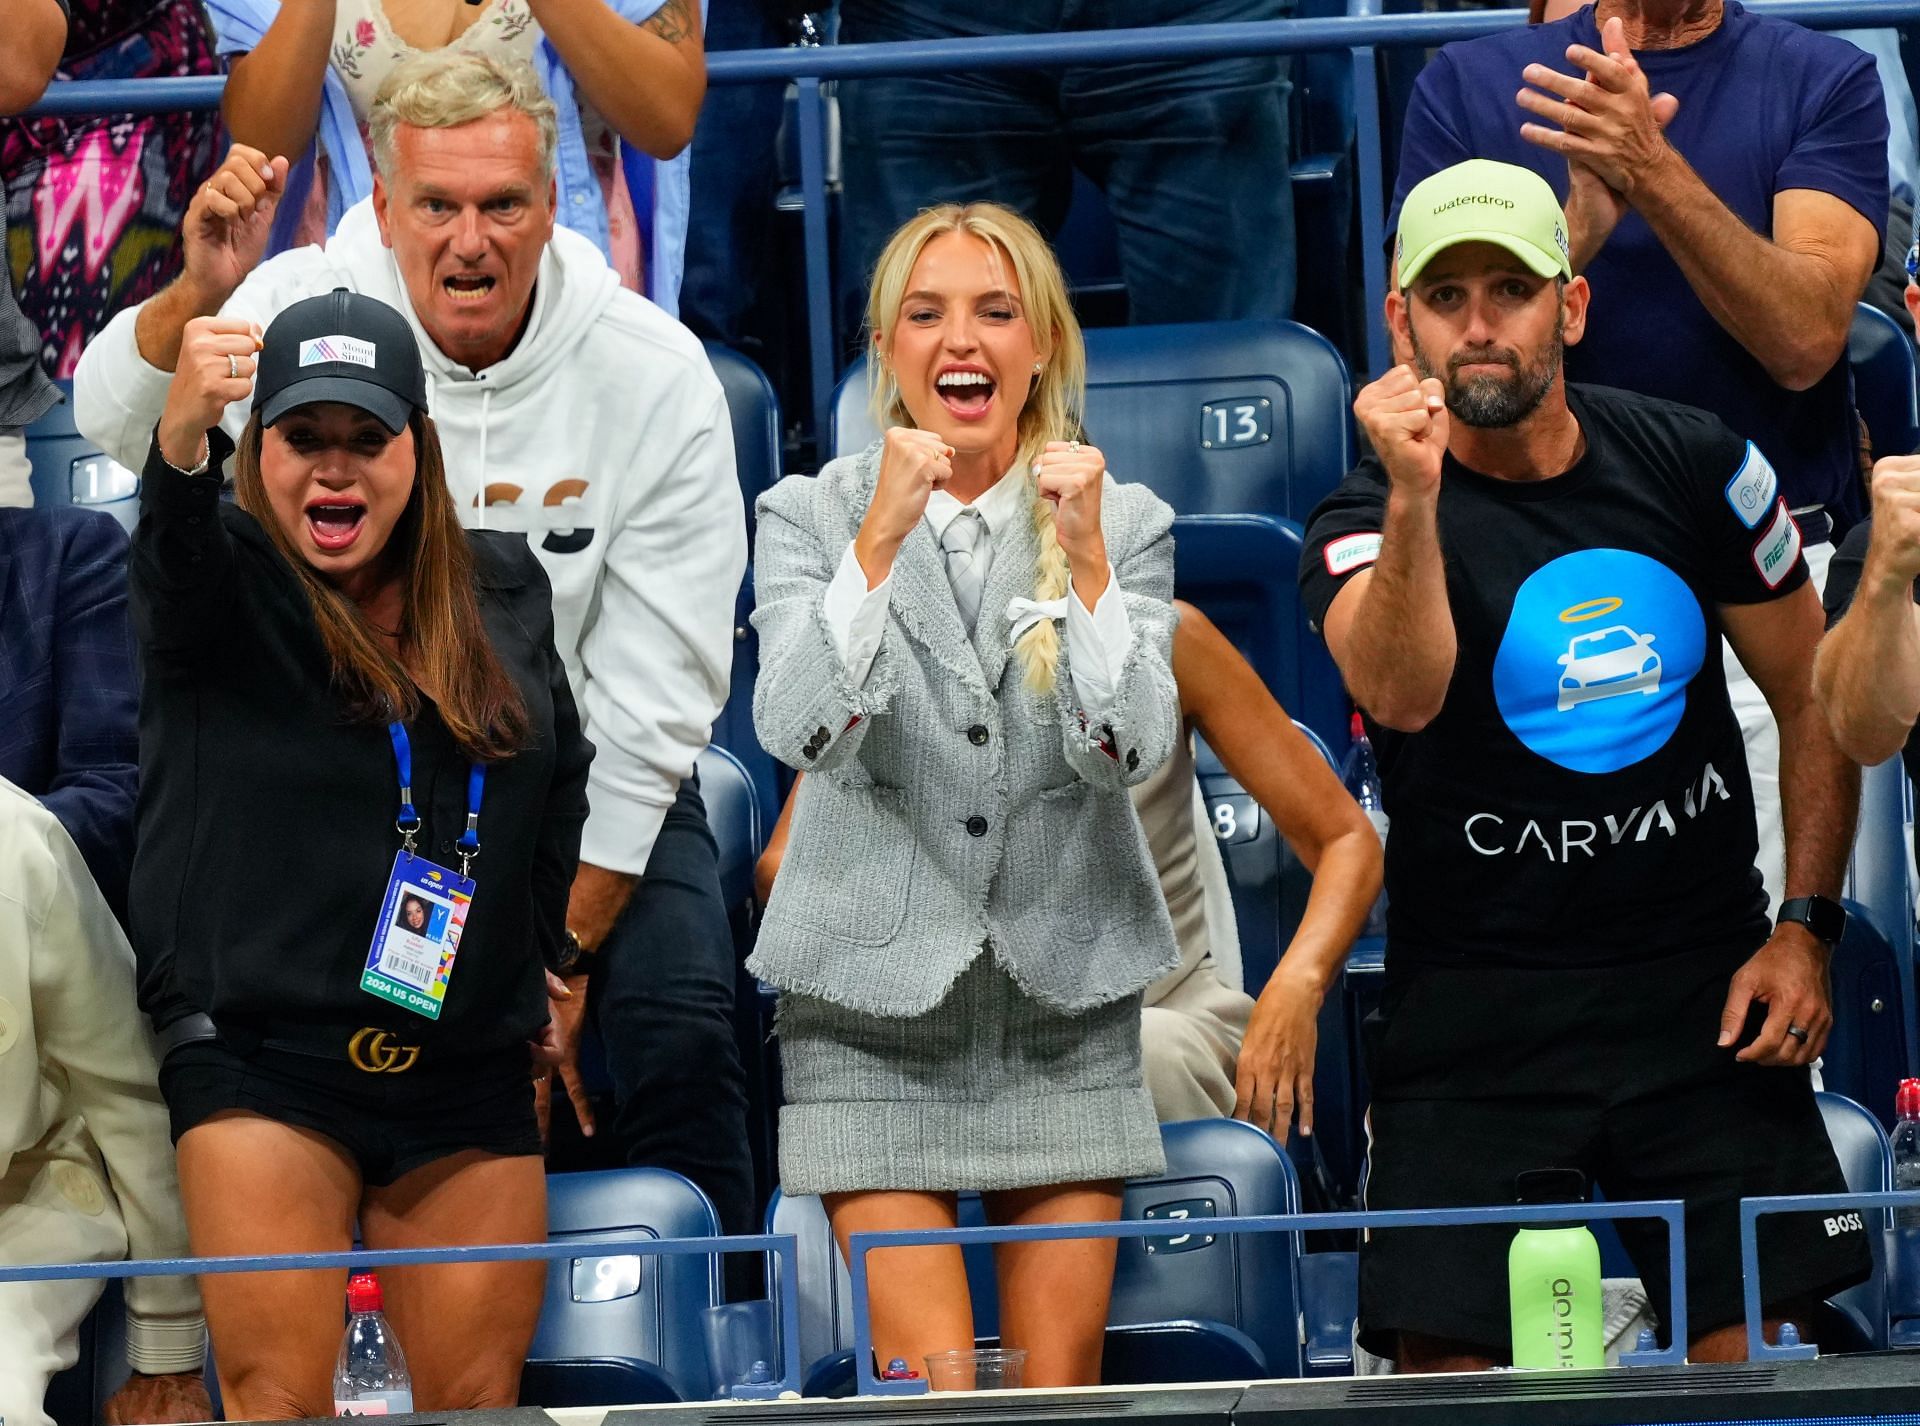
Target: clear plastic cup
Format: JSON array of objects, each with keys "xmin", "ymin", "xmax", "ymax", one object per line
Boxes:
[{"xmin": 923, "ymin": 1347, "xmax": 1028, "ymax": 1392}]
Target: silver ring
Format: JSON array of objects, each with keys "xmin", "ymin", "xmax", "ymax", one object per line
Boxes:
[
  {"xmin": 1786, "ymin": 1025, "xmax": 1809, "ymax": 1043},
  {"xmin": 228, "ymin": 354, "xmax": 240, "ymax": 380},
  {"xmin": 1069, "ymin": 440, "xmax": 1081, "ymax": 452}
]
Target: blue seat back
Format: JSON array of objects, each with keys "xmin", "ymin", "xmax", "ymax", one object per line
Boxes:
[
  {"xmin": 703, "ymin": 343, "xmax": 785, "ymax": 826},
  {"xmin": 1832, "ymin": 754, "xmax": 1918, "ymax": 1109},
  {"xmin": 705, "ymin": 343, "xmax": 784, "ymax": 529},
  {"xmin": 697, "ymin": 743, "xmax": 763, "ymax": 913},
  {"xmin": 831, "ymin": 320, "xmax": 1353, "ymax": 526},
  {"xmin": 23, "ymin": 380, "xmax": 141, "ymax": 529},
  {"xmin": 1850, "ymin": 302, "xmax": 1920, "ymax": 463},
  {"xmin": 528, "ymin": 1168, "xmax": 724, "ymax": 1401},
  {"xmin": 1816, "ymin": 1090, "xmax": 1893, "ymax": 1350},
  {"xmin": 1173, "ymin": 513, "xmax": 1349, "ymax": 754},
  {"xmin": 768, "ymin": 1119, "xmax": 1304, "ymax": 1384}
]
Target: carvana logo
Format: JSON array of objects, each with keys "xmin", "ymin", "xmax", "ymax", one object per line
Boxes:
[{"xmin": 1492, "ymin": 549, "xmax": 1705, "ymax": 773}]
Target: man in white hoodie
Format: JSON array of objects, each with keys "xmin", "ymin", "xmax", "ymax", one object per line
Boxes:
[
  {"xmin": 73, "ymin": 52, "xmax": 756, "ymax": 1237},
  {"xmin": 0, "ymin": 777, "xmax": 209, "ymax": 1426}
]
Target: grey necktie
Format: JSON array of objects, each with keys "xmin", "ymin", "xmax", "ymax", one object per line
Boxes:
[{"xmin": 940, "ymin": 508, "xmax": 992, "ymax": 635}]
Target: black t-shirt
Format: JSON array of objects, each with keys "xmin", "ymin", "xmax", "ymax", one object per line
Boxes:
[
  {"xmin": 1821, "ymin": 519, "xmax": 1920, "ymax": 818},
  {"xmin": 1300, "ymin": 385, "xmax": 1807, "ymax": 971}
]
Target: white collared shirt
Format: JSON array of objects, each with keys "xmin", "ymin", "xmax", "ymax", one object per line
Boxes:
[{"xmin": 821, "ymin": 467, "xmax": 1133, "ymax": 715}]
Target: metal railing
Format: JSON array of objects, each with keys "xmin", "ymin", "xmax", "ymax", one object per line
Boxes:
[
  {"xmin": 21, "ymin": 0, "xmax": 1918, "ymax": 435},
  {"xmin": 1738, "ymin": 1187, "xmax": 1920, "ymax": 1361},
  {"xmin": 5, "ymin": 1231, "xmax": 806, "ymax": 1399},
  {"xmin": 845, "ymin": 1198, "xmax": 1691, "ymax": 1393}
]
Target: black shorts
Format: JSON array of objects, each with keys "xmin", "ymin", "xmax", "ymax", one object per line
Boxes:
[
  {"xmin": 1359, "ymin": 942, "xmax": 1871, "ymax": 1358},
  {"xmin": 160, "ymin": 1028, "xmax": 543, "ymax": 1187}
]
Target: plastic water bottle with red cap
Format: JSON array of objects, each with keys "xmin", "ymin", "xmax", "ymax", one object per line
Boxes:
[
  {"xmin": 1892, "ymin": 1078, "xmax": 1920, "ymax": 1330},
  {"xmin": 1340, "ymin": 712, "xmax": 1389, "ymax": 938},
  {"xmin": 334, "ymin": 1272, "xmax": 414, "ymax": 1415}
]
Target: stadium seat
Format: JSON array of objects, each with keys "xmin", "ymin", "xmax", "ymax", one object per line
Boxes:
[
  {"xmin": 703, "ymin": 342, "xmax": 785, "ymax": 827},
  {"xmin": 767, "ymin": 1117, "xmax": 1304, "ymax": 1393},
  {"xmin": 1850, "ymin": 302, "xmax": 1920, "ymax": 465},
  {"xmin": 705, "ymin": 342, "xmax": 785, "ymax": 530},
  {"xmin": 523, "ymin": 1167, "xmax": 725, "ymax": 1402},
  {"xmin": 697, "ymin": 742, "xmax": 765, "ymax": 915},
  {"xmin": 22, "ymin": 380, "xmax": 141, "ymax": 528},
  {"xmin": 830, "ymin": 319, "xmax": 1354, "ymax": 526},
  {"xmin": 1173, "ymin": 513, "xmax": 1350, "ymax": 754},
  {"xmin": 1815, "ymin": 1090, "xmax": 1893, "ymax": 1351},
  {"xmin": 1831, "ymin": 752, "xmax": 1918, "ymax": 1117}
]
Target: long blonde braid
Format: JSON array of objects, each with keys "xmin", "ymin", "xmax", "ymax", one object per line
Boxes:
[{"xmin": 865, "ymin": 202, "xmax": 1089, "ymax": 693}]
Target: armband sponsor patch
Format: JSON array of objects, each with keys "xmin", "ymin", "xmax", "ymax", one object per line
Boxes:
[
  {"xmin": 1324, "ymin": 532, "xmax": 1384, "ymax": 577},
  {"xmin": 1751, "ymin": 500, "xmax": 1802, "ymax": 589},
  {"xmin": 1724, "ymin": 442, "xmax": 1777, "ymax": 530}
]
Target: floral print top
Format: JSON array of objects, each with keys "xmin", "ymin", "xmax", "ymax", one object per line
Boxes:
[{"xmin": 286, "ymin": 0, "xmax": 641, "ymax": 291}]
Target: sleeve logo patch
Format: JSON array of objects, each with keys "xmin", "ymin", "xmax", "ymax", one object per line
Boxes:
[
  {"xmin": 1724, "ymin": 442, "xmax": 1778, "ymax": 529},
  {"xmin": 1751, "ymin": 500, "xmax": 1802, "ymax": 589},
  {"xmin": 1325, "ymin": 532, "xmax": 1384, "ymax": 577},
  {"xmin": 299, "ymin": 335, "xmax": 377, "ymax": 369}
]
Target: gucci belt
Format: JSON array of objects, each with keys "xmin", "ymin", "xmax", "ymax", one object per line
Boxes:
[{"xmin": 348, "ymin": 1027, "xmax": 422, "ymax": 1074}]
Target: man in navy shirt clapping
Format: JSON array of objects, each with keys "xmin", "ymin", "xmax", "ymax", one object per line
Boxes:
[{"xmin": 1391, "ymin": 0, "xmax": 1888, "ymax": 915}]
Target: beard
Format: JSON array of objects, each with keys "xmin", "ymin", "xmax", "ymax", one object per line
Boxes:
[{"xmin": 1410, "ymin": 312, "xmax": 1564, "ymax": 429}]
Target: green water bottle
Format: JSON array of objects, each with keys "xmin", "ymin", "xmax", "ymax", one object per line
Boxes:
[{"xmin": 1508, "ymin": 1168, "xmax": 1603, "ymax": 1370}]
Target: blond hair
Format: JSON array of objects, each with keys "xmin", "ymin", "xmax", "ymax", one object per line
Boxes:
[
  {"xmin": 369, "ymin": 51, "xmax": 559, "ymax": 182},
  {"xmin": 866, "ymin": 202, "xmax": 1088, "ymax": 693}
]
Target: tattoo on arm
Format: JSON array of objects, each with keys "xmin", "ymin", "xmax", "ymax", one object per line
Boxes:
[{"xmin": 644, "ymin": 0, "xmax": 695, "ymax": 44}]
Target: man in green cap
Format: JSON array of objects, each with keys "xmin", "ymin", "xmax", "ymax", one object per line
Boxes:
[{"xmin": 1298, "ymin": 159, "xmax": 1867, "ymax": 1368}]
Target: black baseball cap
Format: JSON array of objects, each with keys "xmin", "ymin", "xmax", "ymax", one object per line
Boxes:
[{"xmin": 256, "ymin": 288, "xmax": 429, "ymax": 435}]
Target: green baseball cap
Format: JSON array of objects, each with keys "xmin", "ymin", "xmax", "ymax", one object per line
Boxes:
[{"xmin": 1396, "ymin": 159, "xmax": 1572, "ymax": 288}]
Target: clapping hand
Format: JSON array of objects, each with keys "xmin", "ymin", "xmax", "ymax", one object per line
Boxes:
[{"xmin": 1519, "ymin": 16, "xmax": 1679, "ymax": 200}]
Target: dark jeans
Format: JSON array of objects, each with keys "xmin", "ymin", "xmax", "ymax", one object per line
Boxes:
[
  {"xmin": 837, "ymin": 0, "xmax": 1296, "ymax": 339},
  {"xmin": 592, "ymin": 774, "xmax": 756, "ymax": 1242},
  {"xmin": 679, "ymin": 0, "xmax": 789, "ymax": 351}
]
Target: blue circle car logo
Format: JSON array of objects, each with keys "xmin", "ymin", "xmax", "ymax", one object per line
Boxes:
[{"xmin": 1492, "ymin": 549, "xmax": 1705, "ymax": 774}]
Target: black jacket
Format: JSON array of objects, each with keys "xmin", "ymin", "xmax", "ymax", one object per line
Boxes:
[{"xmin": 128, "ymin": 431, "xmax": 593, "ymax": 1050}]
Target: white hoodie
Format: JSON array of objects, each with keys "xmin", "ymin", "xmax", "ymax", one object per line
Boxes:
[{"xmin": 75, "ymin": 201, "xmax": 747, "ymax": 874}]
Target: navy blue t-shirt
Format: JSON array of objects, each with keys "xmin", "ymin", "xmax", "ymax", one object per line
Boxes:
[{"xmin": 1389, "ymin": 2, "xmax": 1888, "ymax": 526}]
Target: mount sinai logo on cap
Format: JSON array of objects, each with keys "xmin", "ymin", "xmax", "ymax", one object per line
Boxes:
[{"xmin": 299, "ymin": 335, "xmax": 378, "ymax": 370}]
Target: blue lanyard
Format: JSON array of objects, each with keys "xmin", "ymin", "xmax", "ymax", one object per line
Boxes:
[{"xmin": 387, "ymin": 721, "xmax": 486, "ymax": 877}]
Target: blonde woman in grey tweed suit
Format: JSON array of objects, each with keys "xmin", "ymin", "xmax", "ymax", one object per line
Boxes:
[{"xmin": 749, "ymin": 203, "xmax": 1180, "ymax": 1387}]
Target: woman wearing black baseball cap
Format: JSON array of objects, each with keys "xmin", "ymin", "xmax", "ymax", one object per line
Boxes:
[{"xmin": 131, "ymin": 289, "xmax": 593, "ymax": 1414}]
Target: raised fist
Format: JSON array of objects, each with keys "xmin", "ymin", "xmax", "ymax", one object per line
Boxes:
[
  {"xmin": 157, "ymin": 316, "xmax": 262, "ymax": 471},
  {"xmin": 1354, "ymin": 365, "xmax": 1449, "ymax": 495},
  {"xmin": 181, "ymin": 145, "xmax": 287, "ymax": 305}
]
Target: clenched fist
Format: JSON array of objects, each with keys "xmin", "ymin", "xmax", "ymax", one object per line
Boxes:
[
  {"xmin": 181, "ymin": 145, "xmax": 287, "ymax": 307},
  {"xmin": 157, "ymin": 316, "xmax": 262, "ymax": 471},
  {"xmin": 855, "ymin": 426, "xmax": 955, "ymax": 585},
  {"xmin": 1355, "ymin": 364, "xmax": 1450, "ymax": 495},
  {"xmin": 1866, "ymin": 454, "xmax": 1920, "ymax": 592},
  {"xmin": 1034, "ymin": 439, "xmax": 1110, "ymax": 597}
]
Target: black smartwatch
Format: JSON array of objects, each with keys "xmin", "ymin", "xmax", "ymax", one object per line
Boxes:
[
  {"xmin": 554, "ymin": 927, "xmax": 590, "ymax": 976},
  {"xmin": 1776, "ymin": 895, "xmax": 1847, "ymax": 948}
]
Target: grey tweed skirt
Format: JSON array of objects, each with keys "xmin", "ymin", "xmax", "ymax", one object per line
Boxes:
[{"xmin": 775, "ymin": 950, "xmax": 1166, "ymax": 1195}]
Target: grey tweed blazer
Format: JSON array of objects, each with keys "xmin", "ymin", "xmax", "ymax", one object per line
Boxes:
[{"xmin": 747, "ymin": 441, "xmax": 1182, "ymax": 1018}]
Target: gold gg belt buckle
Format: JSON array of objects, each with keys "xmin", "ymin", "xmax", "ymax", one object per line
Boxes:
[{"xmin": 348, "ymin": 1027, "xmax": 422, "ymax": 1074}]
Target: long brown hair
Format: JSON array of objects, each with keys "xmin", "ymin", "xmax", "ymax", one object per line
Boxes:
[{"xmin": 233, "ymin": 410, "xmax": 532, "ymax": 762}]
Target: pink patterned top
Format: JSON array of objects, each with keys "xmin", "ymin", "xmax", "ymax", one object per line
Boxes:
[{"xmin": 288, "ymin": 0, "xmax": 642, "ymax": 291}]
